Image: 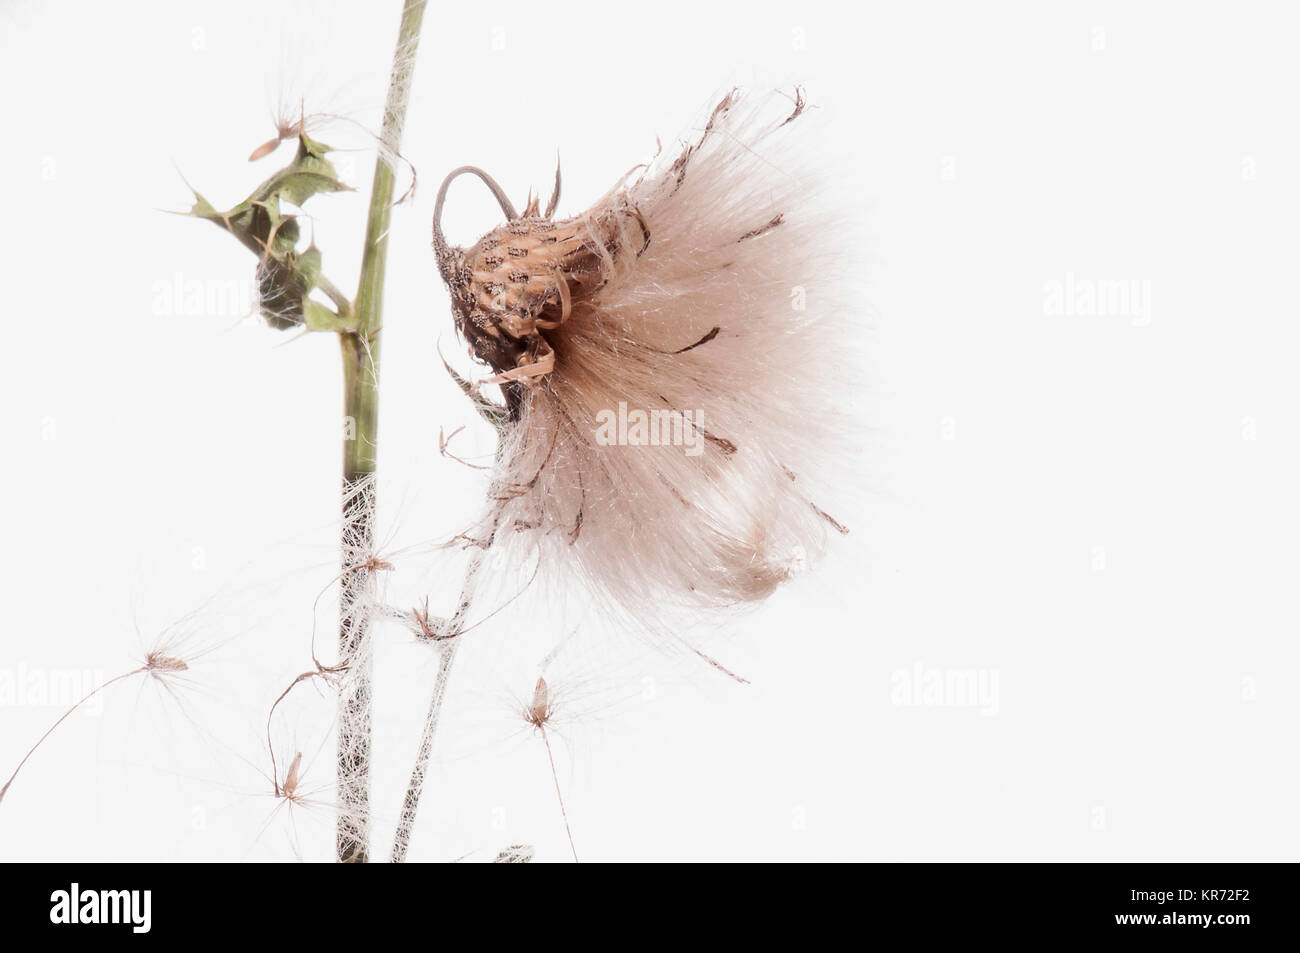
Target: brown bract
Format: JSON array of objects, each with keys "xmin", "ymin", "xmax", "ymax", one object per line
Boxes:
[{"xmin": 434, "ymin": 165, "xmax": 648, "ymax": 390}]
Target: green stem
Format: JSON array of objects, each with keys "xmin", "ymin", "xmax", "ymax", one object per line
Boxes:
[{"xmin": 336, "ymin": 0, "xmax": 427, "ymax": 865}]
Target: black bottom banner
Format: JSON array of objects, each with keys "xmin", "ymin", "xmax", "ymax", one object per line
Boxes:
[{"xmin": 2, "ymin": 861, "xmax": 1286, "ymax": 941}]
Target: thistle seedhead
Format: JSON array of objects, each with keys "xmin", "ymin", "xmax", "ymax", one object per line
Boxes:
[
  {"xmin": 432, "ymin": 88, "xmax": 858, "ymax": 628},
  {"xmin": 432, "ymin": 162, "xmax": 649, "ymax": 393}
]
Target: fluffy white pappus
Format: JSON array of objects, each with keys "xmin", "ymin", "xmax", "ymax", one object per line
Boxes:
[{"xmin": 435, "ymin": 88, "xmax": 860, "ymax": 625}]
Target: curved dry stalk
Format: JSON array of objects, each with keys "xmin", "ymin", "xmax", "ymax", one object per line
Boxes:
[{"xmin": 265, "ymin": 666, "xmax": 343, "ymax": 796}]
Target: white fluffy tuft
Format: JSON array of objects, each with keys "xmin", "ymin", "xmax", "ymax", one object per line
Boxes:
[{"xmin": 455, "ymin": 88, "xmax": 860, "ymax": 625}]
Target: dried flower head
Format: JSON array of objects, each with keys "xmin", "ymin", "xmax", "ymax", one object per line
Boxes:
[
  {"xmin": 280, "ymin": 751, "xmax": 304, "ymax": 801},
  {"xmin": 522, "ymin": 675, "xmax": 556, "ymax": 729},
  {"xmin": 433, "ymin": 88, "xmax": 857, "ymax": 624},
  {"xmin": 144, "ymin": 652, "xmax": 189, "ymax": 676}
]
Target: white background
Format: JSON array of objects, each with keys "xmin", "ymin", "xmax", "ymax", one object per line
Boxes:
[{"xmin": 1, "ymin": 0, "xmax": 1297, "ymax": 861}]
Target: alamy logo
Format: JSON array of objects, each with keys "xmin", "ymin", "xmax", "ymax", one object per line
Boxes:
[
  {"xmin": 49, "ymin": 883, "xmax": 151, "ymax": 934},
  {"xmin": 593, "ymin": 402, "xmax": 706, "ymax": 456},
  {"xmin": 0, "ymin": 665, "xmax": 106, "ymax": 715},
  {"xmin": 890, "ymin": 663, "xmax": 1000, "ymax": 716},
  {"xmin": 1043, "ymin": 272, "xmax": 1152, "ymax": 326},
  {"xmin": 151, "ymin": 272, "xmax": 257, "ymax": 317}
]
